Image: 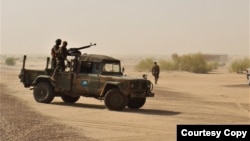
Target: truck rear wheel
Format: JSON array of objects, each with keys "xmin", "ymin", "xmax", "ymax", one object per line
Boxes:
[
  {"xmin": 33, "ymin": 82, "xmax": 54, "ymax": 103},
  {"xmin": 61, "ymin": 95, "xmax": 80, "ymax": 103},
  {"xmin": 127, "ymin": 97, "xmax": 146, "ymax": 109},
  {"xmin": 104, "ymin": 89, "xmax": 127, "ymax": 111}
]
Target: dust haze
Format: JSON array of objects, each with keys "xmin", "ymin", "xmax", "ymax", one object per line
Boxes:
[{"xmin": 1, "ymin": 0, "xmax": 249, "ymax": 56}]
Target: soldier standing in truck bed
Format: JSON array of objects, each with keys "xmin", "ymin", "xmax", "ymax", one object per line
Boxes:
[
  {"xmin": 58, "ymin": 41, "xmax": 69, "ymax": 71},
  {"xmin": 51, "ymin": 39, "xmax": 62, "ymax": 69},
  {"xmin": 51, "ymin": 41, "xmax": 68, "ymax": 81},
  {"xmin": 152, "ymin": 62, "xmax": 160, "ymax": 85}
]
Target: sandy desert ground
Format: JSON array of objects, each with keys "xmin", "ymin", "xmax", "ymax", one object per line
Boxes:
[{"xmin": 0, "ymin": 55, "xmax": 249, "ymax": 141}]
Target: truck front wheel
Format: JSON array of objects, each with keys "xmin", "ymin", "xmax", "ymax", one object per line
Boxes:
[
  {"xmin": 104, "ymin": 89, "xmax": 127, "ymax": 111},
  {"xmin": 127, "ymin": 97, "xmax": 146, "ymax": 109},
  {"xmin": 61, "ymin": 95, "xmax": 80, "ymax": 103},
  {"xmin": 33, "ymin": 82, "xmax": 54, "ymax": 103}
]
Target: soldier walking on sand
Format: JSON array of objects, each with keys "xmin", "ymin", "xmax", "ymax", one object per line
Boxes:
[
  {"xmin": 51, "ymin": 39, "xmax": 62, "ymax": 69},
  {"xmin": 152, "ymin": 62, "xmax": 160, "ymax": 85}
]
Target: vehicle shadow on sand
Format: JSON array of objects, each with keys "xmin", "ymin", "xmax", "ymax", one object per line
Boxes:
[
  {"xmin": 50, "ymin": 102, "xmax": 181, "ymax": 116},
  {"xmin": 224, "ymin": 84, "xmax": 249, "ymax": 88},
  {"xmin": 51, "ymin": 102, "xmax": 106, "ymax": 110},
  {"xmin": 124, "ymin": 108, "xmax": 181, "ymax": 116}
]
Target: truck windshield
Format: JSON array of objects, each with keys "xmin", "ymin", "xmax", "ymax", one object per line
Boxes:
[{"xmin": 102, "ymin": 62, "xmax": 121, "ymax": 73}]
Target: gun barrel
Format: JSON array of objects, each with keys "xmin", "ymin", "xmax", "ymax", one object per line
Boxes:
[
  {"xmin": 78, "ymin": 43, "xmax": 96, "ymax": 50},
  {"xmin": 67, "ymin": 43, "xmax": 96, "ymax": 56}
]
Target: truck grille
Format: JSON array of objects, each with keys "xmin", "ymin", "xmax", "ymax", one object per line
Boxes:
[{"xmin": 131, "ymin": 80, "xmax": 149, "ymax": 90}]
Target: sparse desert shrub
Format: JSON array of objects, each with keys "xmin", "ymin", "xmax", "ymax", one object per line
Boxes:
[
  {"xmin": 177, "ymin": 53, "xmax": 208, "ymax": 73},
  {"xmin": 135, "ymin": 58, "xmax": 154, "ymax": 72},
  {"xmin": 5, "ymin": 57, "xmax": 16, "ymax": 66},
  {"xmin": 207, "ymin": 61, "xmax": 219, "ymax": 71},
  {"xmin": 229, "ymin": 58, "xmax": 250, "ymax": 73},
  {"xmin": 135, "ymin": 53, "xmax": 219, "ymax": 74},
  {"xmin": 159, "ymin": 59, "xmax": 179, "ymax": 71}
]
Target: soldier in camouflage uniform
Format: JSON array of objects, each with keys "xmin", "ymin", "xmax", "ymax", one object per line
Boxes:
[
  {"xmin": 51, "ymin": 39, "xmax": 62, "ymax": 69},
  {"xmin": 152, "ymin": 62, "xmax": 160, "ymax": 84},
  {"xmin": 51, "ymin": 41, "xmax": 68, "ymax": 81}
]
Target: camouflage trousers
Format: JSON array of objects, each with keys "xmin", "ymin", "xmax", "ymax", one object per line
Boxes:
[
  {"xmin": 51, "ymin": 60, "xmax": 65, "ymax": 80},
  {"xmin": 153, "ymin": 73, "xmax": 159, "ymax": 84},
  {"xmin": 51, "ymin": 58, "xmax": 56, "ymax": 69}
]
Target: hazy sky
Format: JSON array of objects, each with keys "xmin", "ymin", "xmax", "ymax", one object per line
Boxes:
[{"xmin": 1, "ymin": 0, "xmax": 249, "ymax": 56}]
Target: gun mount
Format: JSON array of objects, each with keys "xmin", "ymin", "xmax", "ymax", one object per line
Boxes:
[{"xmin": 67, "ymin": 43, "xmax": 96, "ymax": 56}]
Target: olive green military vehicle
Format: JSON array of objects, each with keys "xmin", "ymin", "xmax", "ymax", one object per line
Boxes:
[{"xmin": 18, "ymin": 44, "xmax": 154, "ymax": 111}]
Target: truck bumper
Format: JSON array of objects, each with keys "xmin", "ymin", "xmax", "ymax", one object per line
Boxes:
[{"xmin": 130, "ymin": 91, "xmax": 154, "ymax": 98}]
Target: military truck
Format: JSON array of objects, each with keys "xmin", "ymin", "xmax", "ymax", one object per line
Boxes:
[{"xmin": 18, "ymin": 43, "xmax": 154, "ymax": 111}]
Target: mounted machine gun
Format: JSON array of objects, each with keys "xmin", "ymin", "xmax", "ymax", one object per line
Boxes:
[{"xmin": 67, "ymin": 43, "xmax": 96, "ymax": 56}]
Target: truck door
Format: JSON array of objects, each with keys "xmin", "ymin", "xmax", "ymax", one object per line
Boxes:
[
  {"xmin": 55, "ymin": 72, "xmax": 73, "ymax": 91},
  {"xmin": 86, "ymin": 62, "xmax": 101, "ymax": 95},
  {"xmin": 74, "ymin": 62, "xmax": 100, "ymax": 96}
]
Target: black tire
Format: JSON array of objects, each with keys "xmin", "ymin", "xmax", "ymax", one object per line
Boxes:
[
  {"xmin": 127, "ymin": 97, "xmax": 146, "ymax": 109},
  {"xmin": 61, "ymin": 95, "xmax": 80, "ymax": 103},
  {"xmin": 104, "ymin": 89, "xmax": 128, "ymax": 111},
  {"xmin": 33, "ymin": 82, "xmax": 54, "ymax": 103}
]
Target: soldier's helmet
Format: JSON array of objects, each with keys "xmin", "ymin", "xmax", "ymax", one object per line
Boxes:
[{"xmin": 55, "ymin": 39, "xmax": 62, "ymax": 45}]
